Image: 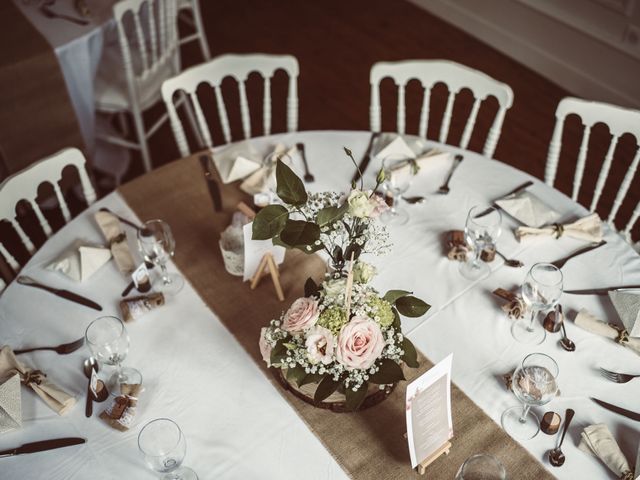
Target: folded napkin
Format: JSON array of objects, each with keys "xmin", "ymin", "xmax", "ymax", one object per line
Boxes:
[
  {"xmin": 240, "ymin": 144, "xmax": 297, "ymax": 195},
  {"xmin": 94, "ymin": 211, "xmax": 136, "ymax": 276},
  {"xmin": 515, "ymin": 213, "xmax": 603, "ymax": 242},
  {"xmin": 100, "ymin": 383, "xmax": 143, "ymax": 431},
  {"xmin": 574, "ymin": 309, "xmax": 640, "ymax": 356},
  {"xmin": 0, "ymin": 346, "xmax": 76, "ymax": 415},
  {"xmin": 495, "ymin": 190, "xmax": 560, "ymax": 228},
  {"xmin": 375, "ymin": 135, "xmax": 417, "ymax": 160},
  {"xmin": 213, "ymin": 140, "xmax": 262, "ymax": 184},
  {"xmin": 47, "ymin": 241, "xmax": 112, "ymax": 282},
  {"xmin": 609, "ymin": 289, "xmax": 640, "ymax": 338},
  {"xmin": 0, "ymin": 373, "xmax": 21, "ymax": 434},
  {"xmin": 579, "ymin": 424, "xmax": 634, "ymax": 480}
]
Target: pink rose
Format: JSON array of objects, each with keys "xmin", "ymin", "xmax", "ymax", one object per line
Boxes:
[
  {"xmin": 282, "ymin": 297, "xmax": 319, "ymax": 334},
  {"xmin": 259, "ymin": 327, "xmax": 272, "ymax": 366},
  {"xmin": 305, "ymin": 326, "xmax": 336, "ymax": 364},
  {"xmin": 336, "ymin": 315, "xmax": 385, "ymax": 370},
  {"xmin": 369, "ymin": 193, "xmax": 389, "ymax": 218}
]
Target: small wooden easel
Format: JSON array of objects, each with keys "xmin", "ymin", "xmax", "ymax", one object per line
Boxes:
[
  {"xmin": 403, "ymin": 434, "xmax": 452, "ymax": 475},
  {"xmin": 250, "ymin": 252, "xmax": 285, "ymax": 301}
]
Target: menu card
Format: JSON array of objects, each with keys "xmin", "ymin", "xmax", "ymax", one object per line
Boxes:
[
  {"xmin": 406, "ymin": 354, "xmax": 453, "ymax": 468},
  {"xmin": 242, "ymin": 223, "xmax": 286, "ymax": 282}
]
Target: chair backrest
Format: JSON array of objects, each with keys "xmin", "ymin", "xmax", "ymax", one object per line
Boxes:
[
  {"xmin": 114, "ymin": 0, "xmax": 180, "ymax": 102},
  {"xmin": 370, "ymin": 60, "xmax": 514, "ymax": 158},
  {"xmin": 162, "ymin": 53, "xmax": 299, "ymax": 157},
  {"xmin": 0, "ymin": 148, "xmax": 96, "ymax": 275},
  {"xmin": 545, "ymin": 97, "xmax": 640, "ymax": 241}
]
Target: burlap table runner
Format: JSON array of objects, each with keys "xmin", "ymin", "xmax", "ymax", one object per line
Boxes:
[
  {"xmin": 0, "ymin": 2, "xmax": 84, "ymax": 178},
  {"xmin": 119, "ymin": 153, "xmax": 554, "ymax": 479}
]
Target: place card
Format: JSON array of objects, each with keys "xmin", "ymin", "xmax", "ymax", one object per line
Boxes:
[
  {"xmin": 242, "ymin": 223, "xmax": 286, "ymax": 282},
  {"xmin": 406, "ymin": 353, "xmax": 453, "ymax": 469}
]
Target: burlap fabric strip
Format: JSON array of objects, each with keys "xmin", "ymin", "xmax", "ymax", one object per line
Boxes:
[{"xmin": 119, "ymin": 152, "xmax": 553, "ymax": 479}]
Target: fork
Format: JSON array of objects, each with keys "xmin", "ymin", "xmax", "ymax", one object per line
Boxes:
[
  {"xmin": 13, "ymin": 337, "xmax": 85, "ymax": 355},
  {"xmin": 296, "ymin": 143, "xmax": 315, "ymax": 183},
  {"xmin": 437, "ymin": 154, "xmax": 463, "ymax": 194},
  {"xmin": 599, "ymin": 367, "xmax": 640, "ymax": 384},
  {"xmin": 40, "ymin": 3, "xmax": 89, "ymax": 25}
]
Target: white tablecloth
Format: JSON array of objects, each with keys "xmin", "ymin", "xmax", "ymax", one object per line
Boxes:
[{"xmin": 1, "ymin": 131, "xmax": 639, "ymax": 479}]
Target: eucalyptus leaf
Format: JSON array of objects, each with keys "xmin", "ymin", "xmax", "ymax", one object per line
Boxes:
[
  {"xmin": 270, "ymin": 339, "xmax": 288, "ymax": 365},
  {"xmin": 369, "ymin": 359, "xmax": 405, "ymax": 385},
  {"xmin": 317, "ymin": 203, "xmax": 348, "ymax": 226},
  {"xmin": 314, "ymin": 375, "xmax": 340, "ymax": 402},
  {"xmin": 299, "ymin": 372, "xmax": 324, "ymax": 387},
  {"xmin": 401, "ymin": 337, "xmax": 419, "ymax": 368},
  {"xmin": 276, "ymin": 160, "xmax": 308, "ymax": 205},
  {"xmin": 304, "ymin": 278, "xmax": 319, "ymax": 298},
  {"xmin": 286, "ymin": 365, "xmax": 307, "ymax": 387},
  {"xmin": 391, "ymin": 307, "xmax": 401, "ymax": 329},
  {"xmin": 280, "ymin": 220, "xmax": 321, "ymax": 248},
  {"xmin": 252, "ymin": 205, "xmax": 289, "ymax": 240},
  {"xmin": 345, "ymin": 381, "xmax": 369, "ymax": 411},
  {"xmin": 396, "ymin": 296, "xmax": 430, "ymax": 317},
  {"xmin": 383, "ymin": 289, "xmax": 412, "ymax": 305}
]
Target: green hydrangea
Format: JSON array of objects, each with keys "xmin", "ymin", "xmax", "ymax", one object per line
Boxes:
[
  {"xmin": 317, "ymin": 306, "xmax": 348, "ymax": 335},
  {"xmin": 367, "ymin": 296, "xmax": 394, "ymax": 327}
]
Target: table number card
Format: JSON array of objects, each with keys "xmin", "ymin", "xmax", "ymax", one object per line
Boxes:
[
  {"xmin": 242, "ymin": 222, "xmax": 286, "ymax": 282},
  {"xmin": 406, "ymin": 353, "xmax": 453, "ymax": 469}
]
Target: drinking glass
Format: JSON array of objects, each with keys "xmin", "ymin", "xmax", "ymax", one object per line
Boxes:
[
  {"xmin": 85, "ymin": 316, "xmax": 140, "ymax": 391},
  {"xmin": 501, "ymin": 353, "xmax": 559, "ymax": 440},
  {"xmin": 138, "ymin": 219, "xmax": 184, "ymax": 294},
  {"xmin": 138, "ymin": 418, "xmax": 198, "ymax": 480},
  {"xmin": 511, "ymin": 263, "xmax": 563, "ymax": 344},
  {"xmin": 459, "ymin": 205, "xmax": 502, "ymax": 280},
  {"xmin": 380, "ymin": 153, "xmax": 416, "ymax": 226},
  {"xmin": 455, "ymin": 454, "xmax": 506, "ymax": 480}
]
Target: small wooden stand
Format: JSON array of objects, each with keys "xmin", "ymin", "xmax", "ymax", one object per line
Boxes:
[
  {"xmin": 416, "ymin": 441, "xmax": 452, "ymax": 475},
  {"xmin": 237, "ymin": 201, "xmax": 256, "ymax": 220},
  {"xmin": 250, "ymin": 252, "xmax": 285, "ymax": 301}
]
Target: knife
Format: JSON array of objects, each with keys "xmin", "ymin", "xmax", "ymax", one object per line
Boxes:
[
  {"xmin": 550, "ymin": 240, "xmax": 607, "ymax": 269},
  {"xmin": 199, "ymin": 154, "xmax": 222, "ymax": 212},
  {"xmin": 16, "ymin": 276, "xmax": 102, "ymax": 311},
  {"xmin": 591, "ymin": 397, "xmax": 640, "ymax": 422},
  {"xmin": 351, "ymin": 132, "xmax": 380, "ymax": 184},
  {"xmin": 474, "ymin": 180, "xmax": 534, "ymax": 218},
  {"xmin": 0, "ymin": 437, "xmax": 86, "ymax": 458},
  {"xmin": 565, "ymin": 285, "xmax": 640, "ymax": 295}
]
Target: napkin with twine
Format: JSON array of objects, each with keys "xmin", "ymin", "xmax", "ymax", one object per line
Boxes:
[
  {"xmin": 515, "ymin": 213, "xmax": 603, "ymax": 242},
  {"xmin": 47, "ymin": 240, "xmax": 112, "ymax": 282},
  {"xmin": 609, "ymin": 289, "xmax": 640, "ymax": 338},
  {"xmin": 94, "ymin": 211, "xmax": 136, "ymax": 276},
  {"xmin": 579, "ymin": 424, "xmax": 634, "ymax": 480},
  {"xmin": 240, "ymin": 144, "xmax": 298, "ymax": 195},
  {"xmin": 0, "ymin": 373, "xmax": 21, "ymax": 434},
  {"xmin": 495, "ymin": 189, "xmax": 561, "ymax": 228},
  {"xmin": 0, "ymin": 346, "xmax": 76, "ymax": 415},
  {"xmin": 212, "ymin": 140, "xmax": 261, "ymax": 184},
  {"xmin": 379, "ymin": 136, "xmax": 452, "ymax": 179},
  {"xmin": 574, "ymin": 309, "xmax": 640, "ymax": 356}
]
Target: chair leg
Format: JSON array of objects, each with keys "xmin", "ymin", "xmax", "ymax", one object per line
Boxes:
[
  {"xmin": 190, "ymin": 4, "xmax": 211, "ymax": 60},
  {"xmin": 131, "ymin": 108, "xmax": 153, "ymax": 172}
]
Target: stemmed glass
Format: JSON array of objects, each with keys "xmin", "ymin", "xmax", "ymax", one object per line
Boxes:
[
  {"xmin": 455, "ymin": 454, "xmax": 506, "ymax": 479},
  {"xmin": 501, "ymin": 353, "xmax": 559, "ymax": 440},
  {"xmin": 138, "ymin": 418, "xmax": 198, "ymax": 480},
  {"xmin": 459, "ymin": 205, "xmax": 502, "ymax": 280},
  {"xmin": 85, "ymin": 316, "xmax": 141, "ymax": 391},
  {"xmin": 512, "ymin": 263, "xmax": 563, "ymax": 344},
  {"xmin": 138, "ymin": 219, "xmax": 184, "ymax": 295},
  {"xmin": 380, "ymin": 153, "xmax": 416, "ymax": 226}
]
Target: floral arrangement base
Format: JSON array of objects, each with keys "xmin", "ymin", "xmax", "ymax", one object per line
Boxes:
[{"xmin": 277, "ymin": 370, "xmax": 396, "ymax": 413}]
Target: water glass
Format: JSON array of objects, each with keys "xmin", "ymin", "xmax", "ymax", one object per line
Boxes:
[
  {"xmin": 380, "ymin": 153, "xmax": 416, "ymax": 226},
  {"xmin": 459, "ymin": 205, "xmax": 502, "ymax": 280},
  {"xmin": 138, "ymin": 219, "xmax": 184, "ymax": 294},
  {"xmin": 456, "ymin": 454, "xmax": 506, "ymax": 479},
  {"xmin": 138, "ymin": 418, "xmax": 198, "ymax": 480}
]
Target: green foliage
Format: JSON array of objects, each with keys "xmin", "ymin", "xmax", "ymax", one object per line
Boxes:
[
  {"xmin": 279, "ymin": 220, "xmax": 321, "ymax": 249},
  {"xmin": 395, "ymin": 296, "xmax": 430, "ymax": 317},
  {"xmin": 252, "ymin": 205, "xmax": 289, "ymax": 240},
  {"xmin": 314, "ymin": 375, "xmax": 340, "ymax": 402},
  {"xmin": 369, "ymin": 358, "xmax": 405, "ymax": 385},
  {"xmin": 345, "ymin": 382, "xmax": 369, "ymax": 411},
  {"xmin": 276, "ymin": 160, "xmax": 307, "ymax": 205},
  {"xmin": 401, "ymin": 337, "xmax": 419, "ymax": 368}
]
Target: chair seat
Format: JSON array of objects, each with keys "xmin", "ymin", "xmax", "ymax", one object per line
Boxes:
[{"xmin": 94, "ymin": 42, "xmax": 177, "ymax": 114}]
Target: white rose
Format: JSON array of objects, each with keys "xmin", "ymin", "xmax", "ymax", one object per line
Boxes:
[
  {"xmin": 353, "ymin": 261, "xmax": 377, "ymax": 284},
  {"xmin": 322, "ymin": 278, "xmax": 347, "ymax": 300},
  {"xmin": 347, "ymin": 190, "xmax": 374, "ymax": 218}
]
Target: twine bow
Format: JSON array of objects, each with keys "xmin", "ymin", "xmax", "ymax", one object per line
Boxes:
[
  {"xmin": 609, "ymin": 324, "xmax": 630, "ymax": 345},
  {"xmin": 552, "ymin": 223, "xmax": 564, "ymax": 238},
  {"xmin": 19, "ymin": 369, "xmax": 46, "ymax": 386},
  {"xmin": 620, "ymin": 471, "xmax": 633, "ymax": 480},
  {"xmin": 109, "ymin": 232, "xmax": 126, "ymax": 247}
]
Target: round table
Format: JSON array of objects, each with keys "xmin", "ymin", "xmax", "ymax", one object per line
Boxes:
[{"xmin": 1, "ymin": 131, "xmax": 638, "ymax": 479}]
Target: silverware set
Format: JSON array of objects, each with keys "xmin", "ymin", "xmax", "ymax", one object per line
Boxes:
[
  {"xmin": 13, "ymin": 337, "xmax": 84, "ymax": 355},
  {"xmin": 436, "ymin": 154, "xmax": 463, "ymax": 194},
  {"xmin": 549, "ymin": 240, "xmax": 607, "ymax": 270},
  {"xmin": 296, "ymin": 143, "xmax": 315, "ymax": 183},
  {"xmin": 17, "ymin": 275, "xmax": 102, "ymax": 311},
  {"xmin": 599, "ymin": 367, "xmax": 640, "ymax": 384}
]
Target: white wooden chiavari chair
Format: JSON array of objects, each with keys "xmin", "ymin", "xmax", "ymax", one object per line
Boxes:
[
  {"xmin": 545, "ymin": 97, "xmax": 640, "ymax": 248},
  {"xmin": 161, "ymin": 53, "xmax": 299, "ymax": 157},
  {"xmin": 0, "ymin": 148, "xmax": 96, "ymax": 289},
  {"xmin": 177, "ymin": 0, "xmax": 210, "ymax": 60},
  {"xmin": 369, "ymin": 60, "xmax": 514, "ymax": 159}
]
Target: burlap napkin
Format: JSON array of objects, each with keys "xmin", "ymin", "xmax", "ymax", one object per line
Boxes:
[
  {"xmin": 99, "ymin": 383, "xmax": 143, "ymax": 431},
  {"xmin": 495, "ymin": 190, "xmax": 560, "ymax": 228},
  {"xmin": 0, "ymin": 346, "xmax": 76, "ymax": 415},
  {"xmin": 515, "ymin": 213, "xmax": 603, "ymax": 242},
  {"xmin": 574, "ymin": 309, "xmax": 640, "ymax": 356},
  {"xmin": 47, "ymin": 241, "xmax": 112, "ymax": 282},
  {"xmin": 579, "ymin": 424, "xmax": 634, "ymax": 480},
  {"xmin": 609, "ymin": 289, "xmax": 640, "ymax": 338},
  {"xmin": 0, "ymin": 373, "xmax": 21, "ymax": 434},
  {"xmin": 94, "ymin": 211, "xmax": 136, "ymax": 276}
]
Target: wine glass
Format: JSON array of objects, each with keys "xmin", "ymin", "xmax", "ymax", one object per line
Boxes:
[
  {"xmin": 459, "ymin": 205, "xmax": 502, "ymax": 280},
  {"xmin": 138, "ymin": 219, "xmax": 184, "ymax": 295},
  {"xmin": 455, "ymin": 454, "xmax": 506, "ymax": 479},
  {"xmin": 138, "ymin": 418, "xmax": 198, "ymax": 480},
  {"xmin": 380, "ymin": 153, "xmax": 416, "ymax": 226},
  {"xmin": 501, "ymin": 353, "xmax": 559, "ymax": 440},
  {"xmin": 85, "ymin": 316, "xmax": 141, "ymax": 391},
  {"xmin": 512, "ymin": 263, "xmax": 563, "ymax": 344}
]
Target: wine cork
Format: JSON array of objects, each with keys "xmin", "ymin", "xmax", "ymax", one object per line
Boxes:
[{"xmin": 541, "ymin": 411, "xmax": 561, "ymax": 435}]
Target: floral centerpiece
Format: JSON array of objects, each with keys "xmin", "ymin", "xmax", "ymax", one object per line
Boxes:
[{"xmin": 253, "ymin": 150, "xmax": 429, "ymax": 411}]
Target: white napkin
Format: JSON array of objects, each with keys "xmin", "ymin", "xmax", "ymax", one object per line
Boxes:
[
  {"xmin": 515, "ymin": 213, "xmax": 603, "ymax": 242},
  {"xmin": 609, "ymin": 289, "xmax": 640, "ymax": 338},
  {"xmin": 47, "ymin": 241, "xmax": 112, "ymax": 282},
  {"xmin": 240, "ymin": 144, "xmax": 297, "ymax": 195},
  {"xmin": 0, "ymin": 374, "xmax": 21, "ymax": 434},
  {"xmin": 213, "ymin": 141, "xmax": 262, "ymax": 184},
  {"xmin": 495, "ymin": 190, "xmax": 561, "ymax": 228},
  {"xmin": 574, "ymin": 309, "xmax": 640, "ymax": 356},
  {"xmin": 375, "ymin": 135, "xmax": 417, "ymax": 160},
  {"xmin": 579, "ymin": 424, "xmax": 633, "ymax": 479}
]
